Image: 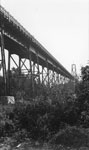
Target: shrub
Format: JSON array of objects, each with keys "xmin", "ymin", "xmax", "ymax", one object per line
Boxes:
[
  {"xmin": 0, "ymin": 104, "xmax": 15, "ymax": 137},
  {"xmin": 75, "ymin": 65, "xmax": 89, "ymax": 126},
  {"xmin": 49, "ymin": 126, "xmax": 89, "ymax": 148},
  {"xmin": 9, "ymin": 98, "xmax": 66, "ymax": 141}
]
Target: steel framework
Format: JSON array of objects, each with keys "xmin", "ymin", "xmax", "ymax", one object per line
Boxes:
[{"xmin": 0, "ymin": 5, "xmax": 73, "ymax": 96}]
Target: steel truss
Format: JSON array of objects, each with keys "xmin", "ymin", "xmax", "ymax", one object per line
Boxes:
[
  {"xmin": 0, "ymin": 30, "xmax": 70, "ymax": 95},
  {"xmin": 0, "ymin": 45, "xmax": 69, "ymax": 96},
  {"xmin": 0, "ymin": 26, "xmax": 7, "ymax": 95},
  {"xmin": 0, "ymin": 5, "xmax": 73, "ymax": 96}
]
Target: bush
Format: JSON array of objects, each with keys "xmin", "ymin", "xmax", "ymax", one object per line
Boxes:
[
  {"xmin": 75, "ymin": 65, "xmax": 89, "ymax": 126},
  {"xmin": 49, "ymin": 126, "xmax": 89, "ymax": 148},
  {"xmin": 0, "ymin": 104, "xmax": 15, "ymax": 137},
  {"xmin": 0, "ymin": 84, "xmax": 77, "ymax": 142},
  {"xmin": 12, "ymin": 99, "xmax": 64, "ymax": 141}
]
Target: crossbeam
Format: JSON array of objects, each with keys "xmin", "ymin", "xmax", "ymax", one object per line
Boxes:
[
  {"xmin": 0, "ymin": 5, "xmax": 74, "ymax": 96},
  {"xmin": 0, "ymin": 5, "xmax": 73, "ymax": 79}
]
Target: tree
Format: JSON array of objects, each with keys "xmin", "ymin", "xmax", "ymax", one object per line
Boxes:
[{"xmin": 75, "ymin": 65, "xmax": 89, "ymax": 127}]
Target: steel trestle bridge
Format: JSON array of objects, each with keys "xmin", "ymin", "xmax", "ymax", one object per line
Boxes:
[{"xmin": 0, "ymin": 5, "xmax": 73, "ymax": 95}]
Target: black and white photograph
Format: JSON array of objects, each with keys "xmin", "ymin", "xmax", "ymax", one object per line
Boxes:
[{"xmin": 0, "ymin": 0, "xmax": 89, "ymax": 149}]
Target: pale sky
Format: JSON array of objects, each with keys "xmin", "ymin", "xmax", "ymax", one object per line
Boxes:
[{"xmin": 0, "ymin": 0, "xmax": 89, "ymax": 74}]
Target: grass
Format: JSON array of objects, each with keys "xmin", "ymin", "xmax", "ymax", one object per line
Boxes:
[
  {"xmin": 1, "ymin": 126, "xmax": 89, "ymax": 150},
  {"xmin": 49, "ymin": 126, "xmax": 89, "ymax": 149},
  {"xmin": 0, "ymin": 140, "xmax": 89, "ymax": 150}
]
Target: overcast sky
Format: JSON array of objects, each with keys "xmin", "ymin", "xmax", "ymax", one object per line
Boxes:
[{"xmin": 1, "ymin": 0, "xmax": 89, "ymax": 74}]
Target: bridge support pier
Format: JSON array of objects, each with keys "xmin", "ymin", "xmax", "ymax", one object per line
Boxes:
[
  {"xmin": 46, "ymin": 61, "xmax": 49, "ymax": 86},
  {"xmin": 36, "ymin": 51, "xmax": 40, "ymax": 84},
  {"xmin": 42, "ymin": 66, "xmax": 44, "ymax": 84},
  {"xmin": 7, "ymin": 51, "xmax": 11, "ymax": 95},
  {"xmin": 0, "ymin": 26, "xmax": 7, "ymax": 95}
]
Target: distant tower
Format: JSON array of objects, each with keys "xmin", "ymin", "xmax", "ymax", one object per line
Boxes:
[
  {"xmin": 71, "ymin": 64, "xmax": 77, "ymax": 93},
  {"xmin": 71, "ymin": 64, "xmax": 77, "ymax": 77}
]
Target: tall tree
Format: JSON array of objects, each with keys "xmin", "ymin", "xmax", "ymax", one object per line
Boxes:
[{"xmin": 75, "ymin": 65, "xmax": 89, "ymax": 126}]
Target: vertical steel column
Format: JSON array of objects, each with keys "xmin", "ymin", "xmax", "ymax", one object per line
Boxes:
[
  {"xmin": 60, "ymin": 75, "xmax": 63, "ymax": 84},
  {"xmin": 29, "ymin": 49, "xmax": 32, "ymax": 79},
  {"xmin": 54, "ymin": 72, "xmax": 56, "ymax": 84},
  {"xmin": 56, "ymin": 73, "xmax": 59, "ymax": 84},
  {"xmin": 57, "ymin": 74, "xmax": 60, "ymax": 84},
  {"xmin": 19, "ymin": 56, "xmax": 21, "ymax": 75},
  {"xmin": 28, "ymin": 47, "xmax": 34, "ymax": 97},
  {"xmin": 59, "ymin": 74, "xmax": 61, "ymax": 84},
  {"xmin": 52, "ymin": 66, "xmax": 55, "ymax": 85},
  {"xmin": 18, "ymin": 56, "xmax": 21, "ymax": 90},
  {"xmin": 36, "ymin": 51, "xmax": 40, "ymax": 84},
  {"xmin": 33, "ymin": 62, "xmax": 35, "ymax": 75},
  {"xmin": 0, "ymin": 26, "xmax": 7, "ymax": 95},
  {"xmin": 42, "ymin": 66, "xmax": 44, "ymax": 84},
  {"xmin": 32, "ymin": 61, "xmax": 35, "ymax": 92},
  {"xmin": 7, "ymin": 51, "xmax": 11, "ymax": 95},
  {"xmin": 46, "ymin": 61, "xmax": 49, "ymax": 85}
]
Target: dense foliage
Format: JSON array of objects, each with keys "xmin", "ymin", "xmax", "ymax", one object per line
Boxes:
[
  {"xmin": 75, "ymin": 65, "xmax": 89, "ymax": 127},
  {"xmin": 0, "ymin": 65, "xmax": 89, "ymax": 149}
]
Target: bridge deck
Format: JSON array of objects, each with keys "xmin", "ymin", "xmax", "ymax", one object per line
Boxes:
[{"xmin": 0, "ymin": 5, "xmax": 73, "ymax": 79}]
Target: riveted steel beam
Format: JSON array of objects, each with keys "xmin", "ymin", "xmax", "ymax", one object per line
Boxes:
[
  {"xmin": 0, "ymin": 5, "xmax": 73, "ymax": 80},
  {"xmin": 0, "ymin": 26, "xmax": 7, "ymax": 95},
  {"xmin": 7, "ymin": 51, "xmax": 11, "ymax": 95}
]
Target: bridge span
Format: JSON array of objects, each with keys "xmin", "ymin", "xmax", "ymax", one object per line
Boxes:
[{"xmin": 0, "ymin": 5, "xmax": 73, "ymax": 95}]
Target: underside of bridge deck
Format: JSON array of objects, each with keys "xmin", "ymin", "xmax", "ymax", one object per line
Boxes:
[{"xmin": 0, "ymin": 5, "xmax": 73, "ymax": 96}]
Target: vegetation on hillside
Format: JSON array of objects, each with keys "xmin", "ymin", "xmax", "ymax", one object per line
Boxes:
[{"xmin": 0, "ymin": 65, "xmax": 89, "ymax": 149}]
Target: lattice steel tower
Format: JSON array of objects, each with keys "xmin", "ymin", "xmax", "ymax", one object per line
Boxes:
[{"xmin": 71, "ymin": 64, "xmax": 77, "ymax": 77}]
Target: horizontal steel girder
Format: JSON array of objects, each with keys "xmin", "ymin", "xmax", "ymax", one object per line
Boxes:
[{"xmin": 0, "ymin": 5, "xmax": 74, "ymax": 80}]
